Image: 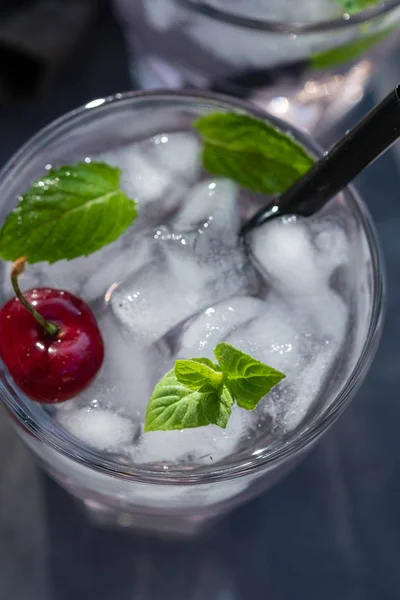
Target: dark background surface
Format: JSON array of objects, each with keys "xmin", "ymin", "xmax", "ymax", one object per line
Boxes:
[{"xmin": 1, "ymin": 2, "xmax": 400, "ymax": 599}]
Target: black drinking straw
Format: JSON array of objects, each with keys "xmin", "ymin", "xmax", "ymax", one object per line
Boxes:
[{"xmin": 242, "ymin": 85, "xmax": 400, "ymax": 234}]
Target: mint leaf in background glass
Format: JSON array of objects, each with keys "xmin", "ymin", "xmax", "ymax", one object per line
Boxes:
[
  {"xmin": 0, "ymin": 162, "xmax": 137, "ymax": 264},
  {"xmin": 333, "ymin": 0, "xmax": 378, "ymax": 13},
  {"xmin": 214, "ymin": 343, "xmax": 286, "ymax": 411},
  {"xmin": 144, "ymin": 370, "xmax": 215, "ymax": 432},
  {"xmin": 194, "ymin": 112, "xmax": 314, "ymax": 195},
  {"xmin": 311, "ymin": 27, "xmax": 393, "ymax": 70},
  {"xmin": 174, "ymin": 358, "xmax": 223, "ymax": 390}
]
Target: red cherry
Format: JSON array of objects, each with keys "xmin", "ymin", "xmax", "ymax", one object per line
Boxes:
[{"xmin": 0, "ymin": 288, "xmax": 104, "ymax": 403}]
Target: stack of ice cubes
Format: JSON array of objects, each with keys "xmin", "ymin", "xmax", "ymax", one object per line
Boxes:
[{"xmin": 2, "ymin": 131, "xmax": 350, "ymax": 467}]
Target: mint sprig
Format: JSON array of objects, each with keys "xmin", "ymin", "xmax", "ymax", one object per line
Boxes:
[
  {"xmin": 333, "ymin": 0, "xmax": 378, "ymax": 13},
  {"xmin": 144, "ymin": 343, "xmax": 285, "ymax": 432},
  {"xmin": 194, "ymin": 112, "xmax": 314, "ymax": 195},
  {"xmin": 311, "ymin": 26, "xmax": 394, "ymax": 70},
  {"xmin": 0, "ymin": 162, "xmax": 137, "ymax": 264}
]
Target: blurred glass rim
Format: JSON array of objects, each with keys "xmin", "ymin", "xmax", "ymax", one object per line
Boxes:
[
  {"xmin": 176, "ymin": 0, "xmax": 400, "ymax": 33},
  {"xmin": 0, "ymin": 89, "xmax": 386, "ymax": 485}
]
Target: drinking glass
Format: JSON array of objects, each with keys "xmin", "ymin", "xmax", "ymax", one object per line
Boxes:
[
  {"xmin": 113, "ymin": 0, "xmax": 400, "ymax": 133},
  {"xmin": 0, "ymin": 90, "xmax": 385, "ymax": 537}
]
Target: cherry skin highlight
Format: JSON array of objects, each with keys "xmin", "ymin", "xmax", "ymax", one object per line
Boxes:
[{"xmin": 0, "ymin": 288, "xmax": 104, "ymax": 403}]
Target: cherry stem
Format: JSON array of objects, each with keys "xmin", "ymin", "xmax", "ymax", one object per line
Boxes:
[{"xmin": 11, "ymin": 257, "xmax": 59, "ymax": 337}]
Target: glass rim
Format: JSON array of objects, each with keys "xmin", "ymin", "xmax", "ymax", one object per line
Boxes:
[
  {"xmin": 175, "ymin": 0, "xmax": 400, "ymax": 33},
  {"xmin": 0, "ymin": 89, "xmax": 386, "ymax": 485}
]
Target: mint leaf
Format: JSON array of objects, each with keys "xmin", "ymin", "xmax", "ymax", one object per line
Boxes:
[
  {"xmin": 194, "ymin": 112, "xmax": 313, "ymax": 195},
  {"xmin": 202, "ymin": 384, "xmax": 233, "ymax": 429},
  {"xmin": 311, "ymin": 27, "xmax": 393, "ymax": 70},
  {"xmin": 174, "ymin": 358, "xmax": 223, "ymax": 390},
  {"xmin": 145, "ymin": 345, "xmax": 286, "ymax": 431},
  {"xmin": 333, "ymin": 0, "xmax": 378, "ymax": 14},
  {"xmin": 144, "ymin": 369, "xmax": 232, "ymax": 432},
  {"xmin": 144, "ymin": 370, "xmax": 216, "ymax": 432},
  {"xmin": 214, "ymin": 343, "xmax": 285, "ymax": 410},
  {"xmin": 0, "ymin": 162, "xmax": 137, "ymax": 264}
]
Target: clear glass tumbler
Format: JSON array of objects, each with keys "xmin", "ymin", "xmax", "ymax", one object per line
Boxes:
[
  {"xmin": 113, "ymin": 0, "xmax": 400, "ymax": 133},
  {"xmin": 0, "ymin": 91, "xmax": 385, "ymax": 537}
]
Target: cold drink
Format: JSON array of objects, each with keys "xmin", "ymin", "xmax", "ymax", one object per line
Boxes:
[{"xmin": 0, "ymin": 91, "xmax": 384, "ymax": 535}]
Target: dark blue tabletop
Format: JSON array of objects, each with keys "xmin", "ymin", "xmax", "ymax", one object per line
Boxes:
[{"xmin": 1, "ymin": 4, "xmax": 400, "ymax": 599}]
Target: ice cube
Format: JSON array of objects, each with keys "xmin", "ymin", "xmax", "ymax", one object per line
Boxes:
[
  {"xmin": 178, "ymin": 296, "xmax": 265, "ymax": 359},
  {"xmin": 150, "ymin": 132, "xmax": 201, "ymax": 183},
  {"xmin": 173, "ymin": 177, "xmax": 239, "ymax": 236},
  {"xmin": 133, "ymin": 405, "xmax": 249, "ymax": 465},
  {"xmin": 110, "ymin": 237, "xmax": 248, "ymax": 343},
  {"xmin": 250, "ymin": 218, "xmax": 348, "ymax": 344},
  {"xmin": 225, "ymin": 290, "xmax": 346, "ymax": 432},
  {"xmin": 110, "ymin": 252, "xmax": 204, "ymax": 342},
  {"xmin": 1, "ymin": 241, "xmax": 125, "ymax": 300},
  {"xmin": 97, "ymin": 147, "xmax": 177, "ymax": 208},
  {"xmin": 314, "ymin": 222, "xmax": 350, "ymax": 272},
  {"xmin": 250, "ymin": 218, "xmax": 324, "ymax": 296},
  {"xmin": 95, "ymin": 132, "xmax": 201, "ymax": 214},
  {"xmin": 172, "ymin": 178, "xmax": 246, "ymax": 275},
  {"xmin": 95, "ymin": 312, "xmax": 170, "ymax": 418},
  {"xmin": 282, "ymin": 347, "xmax": 335, "ymax": 431},
  {"xmin": 81, "ymin": 235, "xmax": 153, "ymax": 303},
  {"xmin": 57, "ymin": 407, "xmax": 136, "ymax": 453},
  {"xmin": 289, "ymin": 289, "xmax": 348, "ymax": 345},
  {"xmin": 224, "ymin": 295, "xmax": 317, "ymax": 377},
  {"xmin": 55, "ymin": 309, "xmax": 170, "ymax": 421}
]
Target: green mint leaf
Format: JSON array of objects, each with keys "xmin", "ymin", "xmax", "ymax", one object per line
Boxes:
[
  {"xmin": 144, "ymin": 368, "xmax": 233, "ymax": 432},
  {"xmin": 214, "ymin": 343, "xmax": 285, "ymax": 411},
  {"xmin": 311, "ymin": 27, "xmax": 394, "ymax": 70},
  {"xmin": 145, "ymin": 344, "xmax": 286, "ymax": 431},
  {"xmin": 0, "ymin": 162, "xmax": 137, "ymax": 264},
  {"xmin": 194, "ymin": 112, "xmax": 314, "ymax": 195},
  {"xmin": 202, "ymin": 384, "xmax": 234, "ymax": 429},
  {"xmin": 144, "ymin": 370, "xmax": 221, "ymax": 432},
  {"xmin": 174, "ymin": 358, "xmax": 223, "ymax": 390},
  {"xmin": 333, "ymin": 0, "xmax": 378, "ymax": 14}
]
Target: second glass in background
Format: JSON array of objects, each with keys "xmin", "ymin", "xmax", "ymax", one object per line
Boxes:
[{"xmin": 113, "ymin": 0, "xmax": 400, "ymax": 134}]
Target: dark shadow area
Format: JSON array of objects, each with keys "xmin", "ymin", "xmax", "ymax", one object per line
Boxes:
[
  {"xmin": 0, "ymin": 43, "xmax": 41, "ymax": 98},
  {"xmin": 0, "ymin": 0, "xmax": 131, "ymax": 167}
]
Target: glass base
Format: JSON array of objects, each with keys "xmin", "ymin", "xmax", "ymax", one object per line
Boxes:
[
  {"xmin": 80, "ymin": 498, "xmax": 222, "ymax": 539},
  {"xmin": 130, "ymin": 54, "xmax": 372, "ymax": 136}
]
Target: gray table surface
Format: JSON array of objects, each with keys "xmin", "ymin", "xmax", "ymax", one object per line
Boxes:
[{"xmin": 1, "ymin": 5, "xmax": 400, "ymax": 600}]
